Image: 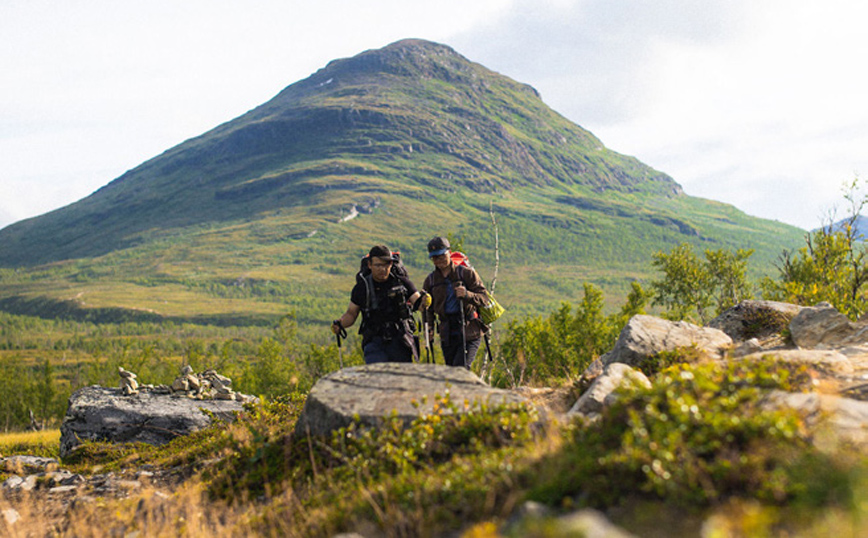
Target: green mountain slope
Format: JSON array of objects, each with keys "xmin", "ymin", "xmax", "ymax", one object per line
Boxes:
[{"xmin": 0, "ymin": 39, "xmax": 804, "ymax": 323}]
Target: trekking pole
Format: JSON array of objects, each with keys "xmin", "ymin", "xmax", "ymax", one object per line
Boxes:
[
  {"xmin": 335, "ymin": 324, "xmax": 347, "ymax": 369},
  {"xmin": 459, "ymin": 300, "xmax": 467, "ymax": 368},
  {"xmin": 423, "ymin": 318, "xmax": 431, "ymax": 363},
  {"xmin": 482, "ymin": 332, "xmax": 494, "ymax": 382}
]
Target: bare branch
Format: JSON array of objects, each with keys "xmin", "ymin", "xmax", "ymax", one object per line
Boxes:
[{"xmin": 489, "ymin": 199, "xmax": 500, "ymax": 293}]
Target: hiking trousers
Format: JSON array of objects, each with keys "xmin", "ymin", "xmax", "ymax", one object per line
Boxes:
[
  {"xmin": 363, "ymin": 336, "xmax": 414, "ymax": 364},
  {"xmin": 442, "ymin": 335, "xmax": 481, "ymax": 369}
]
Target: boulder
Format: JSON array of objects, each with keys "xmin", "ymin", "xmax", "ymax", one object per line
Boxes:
[
  {"xmin": 707, "ymin": 300, "xmax": 803, "ymax": 342},
  {"xmin": 568, "ymin": 363, "xmax": 651, "ymax": 418},
  {"xmin": 601, "ymin": 315, "xmax": 732, "ymax": 368},
  {"xmin": 790, "ymin": 303, "xmax": 868, "ymax": 349},
  {"xmin": 294, "ymin": 363, "xmax": 530, "ymax": 438},
  {"xmin": 736, "ymin": 349, "xmax": 854, "ymax": 374},
  {"xmin": 59, "ymin": 386, "xmax": 251, "ymax": 458}
]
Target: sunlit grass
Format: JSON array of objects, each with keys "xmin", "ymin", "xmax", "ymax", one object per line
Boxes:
[{"xmin": 0, "ymin": 428, "xmax": 60, "ymax": 458}]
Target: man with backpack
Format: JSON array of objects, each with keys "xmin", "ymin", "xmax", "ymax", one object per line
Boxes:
[
  {"xmin": 331, "ymin": 245, "xmax": 430, "ymax": 364},
  {"xmin": 422, "ymin": 237, "xmax": 489, "ymax": 368}
]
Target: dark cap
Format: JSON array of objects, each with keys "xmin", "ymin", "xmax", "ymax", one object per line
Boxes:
[
  {"xmin": 427, "ymin": 237, "xmax": 450, "ymax": 258},
  {"xmin": 368, "ymin": 245, "xmax": 392, "ymax": 260}
]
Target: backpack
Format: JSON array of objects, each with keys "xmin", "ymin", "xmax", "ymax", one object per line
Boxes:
[
  {"xmin": 447, "ymin": 251, "xmax": 505, "ymax": 325},
  {"xmin": 356, "ymin": 251, "xmax": 415, "ymax": 341}
]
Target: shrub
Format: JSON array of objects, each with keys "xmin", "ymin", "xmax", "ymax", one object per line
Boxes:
[
  {"xmin": 651, "ymin": 243, "xmax": 754, "ymax": 324},
  {"xmin": 529, "ymin": 358, "xmax": 823, "ymax": 507},
  {"xmin": 495, "ymin": 282, "xmax": 649, "ymax": 387}
]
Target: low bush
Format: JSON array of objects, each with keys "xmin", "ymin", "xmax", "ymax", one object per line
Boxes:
[{"xmin": 528, "ymin": 358, "xmax": 835, "ymax": 508}]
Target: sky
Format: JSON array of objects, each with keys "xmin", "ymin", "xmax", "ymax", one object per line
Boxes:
[{"xmin": 2, "ymin": 0, "xmax": 867, "ymax": 232}]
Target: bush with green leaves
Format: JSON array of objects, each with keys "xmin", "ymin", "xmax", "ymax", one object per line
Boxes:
[
  {"xmin": 762, "ymin": 225, "xmax": 868, "ymax": 320},
  {"xmin": 325, "ymin": 392, "xmax": 538, "ymax": 482},
  {"xmin": 761, "ymin": 178, "xmax": 868, "ymax": 320},
  {"xmin": 528, "ymin": 358, "xmax": 839, "ymax": 508},
  {"xmin": 651, "ymin": 242, "xmax": 754, "ymax": 324}
]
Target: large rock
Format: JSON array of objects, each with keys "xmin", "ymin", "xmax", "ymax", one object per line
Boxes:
[
  {"xmin": 294, "ymin": 363, "xmax": 530, "ymax": 438},
  {"xmin": 707, "ymin": 300, "xmax": 803, "ymax": 342},
  {"xmin": 60, "ymin": 386, "xmax": 250, "ymax": 458},
  {"xmin": 761, "ymin": 390, "xmax": 868, "ymax": 449},
  {"xmin": 601, "ymin": 315, "xmax": 732, "ymax": 368},
  {"xmin": 790, "ymin": 303, "xmax": 868, "ymax": 349},
  {"xmin": 568, "ymin": 363, "xmax": 651, "ymax": 418}
]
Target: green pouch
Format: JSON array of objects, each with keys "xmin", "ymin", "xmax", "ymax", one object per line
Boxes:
[{"xmin": 478, "ymin": 293, "xmax": 505, "ymax": 325}]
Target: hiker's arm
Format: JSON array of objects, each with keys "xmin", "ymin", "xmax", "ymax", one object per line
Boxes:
[
  {"xmin": 455, "ymin": 269, "xmax": 488, "ymax": 307},
  {"xmin": 408, "ymin": 290, "xmax": 431, "ymax": 311},
  {"xmin": 333, "ymin": 302, "xmax": 361, "ymax": 333}
]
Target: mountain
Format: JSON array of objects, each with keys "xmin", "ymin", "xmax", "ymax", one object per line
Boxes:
[
  {"xmin": 822, "ymin": 215, "xmax": 868, "ymax": 240},
  {"xmin": 0, "ymin": 39, "xmax": 804, "ymax": 323}
]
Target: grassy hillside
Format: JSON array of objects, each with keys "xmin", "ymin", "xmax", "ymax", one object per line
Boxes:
[
  {"xmin": 0, "ymin": 186, "xmax": 803, "ymax": 328},
  {"xmin": 0, "ymin": 39, "xmax": 804, "ymax": 325}
]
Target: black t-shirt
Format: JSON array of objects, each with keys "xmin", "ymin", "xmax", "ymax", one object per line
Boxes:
[{"xmin": 351, "ymin": 273, "xmax": 417, "ymax": 310}]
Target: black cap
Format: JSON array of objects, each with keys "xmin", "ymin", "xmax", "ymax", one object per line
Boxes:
[{"xmin": 427, "ymin": 237, "xmax": 450, "ymax": 258}]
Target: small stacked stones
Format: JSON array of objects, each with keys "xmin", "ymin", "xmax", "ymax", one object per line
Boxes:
[
  {"xmin": 202, "ymin": 369, "xmax": 236, "ymax": 400},
  {"xmin": 117, "ymin": 365, "xmax": 245, "ymax": 400},
  {"xmin": 170, "ymin": 365, "xmax": 241, "ymax": 401},
  {"xmin": 118, "ymin": 367, "xmax": 139, "ymax": 395}
]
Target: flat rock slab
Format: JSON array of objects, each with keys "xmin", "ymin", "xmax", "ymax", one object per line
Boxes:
[
  {"xmin": 737, "ymin": 349, "xmax": 855, "ymax": 374},
  {"xmin": 294, "ymin": 363, "xmax": 529, "ymax": 438},
  {"xmin": 60, "ymin": 386, "xmax": 249, "ymax": 458}
]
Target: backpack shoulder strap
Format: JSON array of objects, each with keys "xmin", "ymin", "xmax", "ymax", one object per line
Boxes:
[{"xmin": 362, "ymin": 273, "xmax": 377, "ymax": 312}]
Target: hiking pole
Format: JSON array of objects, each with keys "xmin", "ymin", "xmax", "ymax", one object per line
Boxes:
[
  {"xmin": 423, "ymin": 317, "xmax": 431, "ymax": 363},
  {"xmin": 482, "ymin": 332, "xmax": 494, "ymax": 381},
  {"xmin": 334, "ymin": 322, "xmax": 347, "ymax": 369},
  {"xmin": 459, "ymin": 299, "xmax": 467, "ymax": 368}
]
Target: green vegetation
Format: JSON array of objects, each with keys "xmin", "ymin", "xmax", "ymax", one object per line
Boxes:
[
  {"xmin": 2, "ymin": 39, "xmax": 867, "ymax": 536},
  {"xmin": 529, "ymin": 358, "xmax": 816, "ymax": 507},
  {"xmin": 0, "ymin": 310, "xmax": 360, "ymax": 431},
  {"xmin": 491, "ymin": 282, "xmax": 649, "ymax": 386},
  {"xmin": 650, "ymin": 242, "xmax": 754, "ymax": 324},
  {"xmin": 44, "ymin": 355, "xmax": 868, "ymax": 536},
  {"xmin": 0, "ymin": 429, "xmax": 60, "ymax": 459}
]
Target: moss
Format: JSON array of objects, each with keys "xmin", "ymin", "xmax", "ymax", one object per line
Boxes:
[{"xmin": 637, "ymin": 345, "xmax": 707, "ymax": 378}]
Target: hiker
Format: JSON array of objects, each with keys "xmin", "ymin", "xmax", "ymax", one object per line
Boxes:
[
  {"xmin": 422, "ymin": 237, "xmax": 488, "ymax": 368},
  {"xmin": 331, "ymin": 245, "xmax": 430, "ymax": 364}
]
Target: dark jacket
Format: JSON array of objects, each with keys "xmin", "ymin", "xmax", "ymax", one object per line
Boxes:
[{"xmin": 423, "ymin": 261, "xmax": 488, "ymax": 343}]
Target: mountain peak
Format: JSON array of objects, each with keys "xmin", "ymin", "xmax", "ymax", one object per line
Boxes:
[
  {"xmin": 0, "ymin": 38, "xmax": 683, "ymax": 265},
  {"xmin": 325, "ymin": 38, "xmax": 465, "ymax": 75}
]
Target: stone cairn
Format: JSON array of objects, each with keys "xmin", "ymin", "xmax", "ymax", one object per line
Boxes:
[
  {"xmin": 118, "ymin": 365, "xmax": 244, "ymax": 401},
  {"xmin": 118, "ymin": 367, "xmax": 139, "ymax": 395}
]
